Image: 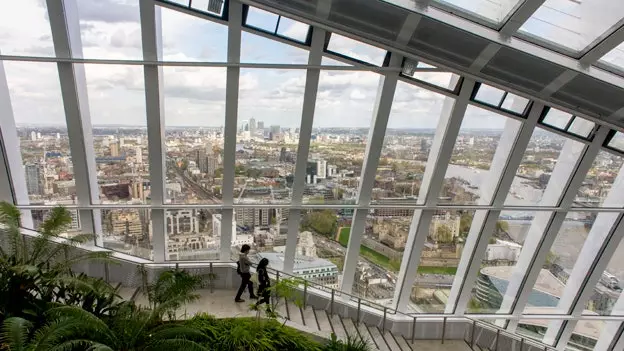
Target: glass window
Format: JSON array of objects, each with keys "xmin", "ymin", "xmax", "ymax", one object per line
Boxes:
[
  {"xmin": 430, "ymin": 0, "xmax": 524, "ymax": 26},
  {"xmin": 518, "ymin": 0, "xmax": 624, "ymax": 53},
  {"xmin": 500, "ymin": 93, "xmax": 530, "ymax": 115},
  {"xmin": 585, "ymin": 237, "xmax": 624, "ymax": 316},
  {"xmin": 568, "ymin": 117, "xmax": 595, "ymax": 138},
  {"xmin": 101, "ymin": 208, "xmax": 152, "ymax": 260},
  {"xmin": 83, "ymin": 64, "xmax": 149, "ymax": 204},
  {"xmin": 542, "ymin": 108, "xmax": 573, "ymax": 130},
  {"xmin": 241, "ymin": 31, "xmax": 308, "ymax": 64},
  {"xmin": 304, "ymin": 70, "xmax": 380, "ymax": 205},
  {"xmin": 473, "ymin": 84, "xmax": 505, "ymax": 106},
  {"xmin": 608, "ymin": 131, "xmax": 624, "ymax": 152},
  {"xmin": 0, "ymin": 0, "xmax": 55, "ymax": 57},
  {"xmin": 326, "ymin": 34, "xmax": 387, "ymax": 66},
  {"xmin": 3, "ymin": 62, "xmax": 74, "ymax": 204},
  {"xmin": 31, "ymin": 208, "xmax": 81, "ymax": 234},
  {"xmin": 504, "ymin": 128, "xmax": 574, "ymax": 207},
  {"xmin": 522, "ymin": 212, "xmax": 594, "ymax": 314},
  {"xmin": 235, "ymin": 69, "xmax": 306, "ymax": 204},
  {"xmin": 373, "ymin": 81, "xmax": 449, "ymax": 205},
  {"xmin": 440, "ymin": 106, "xmax": 513, "ymax": 205},
  {"xmin": 575, "ymin": 151, "xmax": 624, "ymax": 207},
  {"xmin": 401, "ymin": 59, "xmax": 460, "ymax": 90},
  {"xmin": 245, "ymin": 6, "xmax": 278, "ymax": 32},
  {"xmin": 77, "ymin": 0, "xmax": 143, "ymax": 60},
  {"xmin": 166, "ymin": 209, "xmax": 221, "ymax": 260},
  {"xmin": 466, "ymin": 211, "xmax": 534, "ymax": 314},
  {"xmin": 599, "ymin": 42, "xmax": 624, "ymax": 72},
  {"xmin": 161, "ymin": 6, "xmax": 227, "ymax": 62},
  {"xmin": 162, "ymin": 67, "xmax": 226, "ymax": 204},
  {"xmin": 410, "ymin": 210, "xmax": 474, "ymax": 313},
  {"xmin": 276, "ymin": 17, "xmax": 310, "ymax": 43},
  {"xmin": 190, "ymin": 0, "xmax": 225, "ymax": 16}
]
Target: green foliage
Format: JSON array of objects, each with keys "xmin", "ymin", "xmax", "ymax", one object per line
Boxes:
[
  {"xmin": 459, "ymin": 213, "xmax": 472, "ymax": 237},
  {"xmin": 338, "ymin": 229, "xmax": 399, "ymax": 272},
  {"xmin": 324, "ymin": 333, "xmax": 371, "ymax": 351},
  {"xmin": 496, "ymin": 220, "xmax": 509, "ymax": 234},
  {"xmin": 416, "ymin": 266, "xmax": 458, "ymax": 275},
  {"xmin": 301, "ymin": 210, "xmax": 338, "ymax": 237},
  {"xmin": 145, "ymin": 269, "xmax": 204, "ymax": 320}
]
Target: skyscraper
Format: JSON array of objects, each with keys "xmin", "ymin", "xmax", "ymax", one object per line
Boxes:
[
  {"xmin": 109, "ymin": 141, "xmax": 120, "ymax": 157},
  {"xmin": 257, "ymin": 121, "xmax": 264, "ymax": 130},
  {"xmin": 25, "ymin": 163, "xmax": 43, "ymax": 195},
  {"xmin": 316, "ymin": 160, "xmax": 327, "ymax": 179},
  {"xmin": 249, "ymin": 117, "xmax": 257, "ymax": 135}
]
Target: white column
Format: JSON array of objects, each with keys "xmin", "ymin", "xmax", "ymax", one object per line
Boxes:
[
  {"xmin": 339, "ymin": 53, "xmax": 402, "ymax": 294},
  {"xmin": 47, "ymin": 0, "xmax": 101, "ymax": 239},
  {"xmin": 220, "ymin": 209, "xmax": 234, "ymax": 260},
  {"xmin": 445, "ymin": 103, "xmax": 542, "ymax": 314},
  {"xmin": 393, "ymin": 77, "xmax": 475, "ymax": 311},
  {"xmin": 283, "ymin": 27, "xmax": 324, "ymax": 273},
  {"xmin": 139, "ymin": 0, "xmax": 166, "ymax": 261},
  {"xmin": 545, "ymin": 162, "xmax": 624, "ymax": 347},
  {"xmin": 594, "ymin": 295, "xmax": 624, "ymax": 351},
  {"xmin": 505, "ymin": 126, "xmax": 610, "ymax": 331},
  {"xmin": 0, "ymin": 54, "xmax": 33, "ymax": 228}
]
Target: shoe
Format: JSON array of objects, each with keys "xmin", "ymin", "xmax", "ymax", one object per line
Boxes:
[
  {"xmin": 235, "ymin": 298, "xmax": 245, "ymax": 303},
  {"xmin": 250, "ymin": 295, "xmax": 258, "ymax": 299}
]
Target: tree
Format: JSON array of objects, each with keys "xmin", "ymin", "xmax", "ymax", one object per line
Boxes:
[
  {"xmin": 434, "ymin": 224, "xmax": 453, "ymax": 243},
  {"xmin": 301, "ymin": 210, "xmax": 338, "ymax": 237},
  {"xmin": 214, "ymin": 168, "xmax": 223, "ymax": 178},
  {"xmin": 459, "ymin": 213, "xmax": 473, "ymax": 237},
  {"xmin": 496, "ymin": 220, "xmax": 509, "ymax": 235}
]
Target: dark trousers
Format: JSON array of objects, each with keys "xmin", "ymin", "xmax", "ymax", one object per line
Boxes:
[
  {"xmin": 256, "ymin": 284, "xmax": 270, "ymax": 306},
  {"xmin": 235, "ymin": 273, "xmax": 254, "ymax": 299}
]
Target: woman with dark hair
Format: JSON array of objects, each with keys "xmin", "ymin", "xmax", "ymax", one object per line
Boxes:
[
  {"xmin": 254, "ymin": 257, "xmax": 271, "ymax": 311},
  {"xmin": 235, "ymin": 244, "xmax": 257, "ymax": 302}
]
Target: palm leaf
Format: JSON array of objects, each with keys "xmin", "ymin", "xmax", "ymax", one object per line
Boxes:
[
  {"xmin": 144, "ymin": 338, "xmax": 211, "ymax": 351},
  {"xmin": 38, "ymin": 207, "xmax": 72, "ymax": 236},
  {"xmin": 0, "ymin": 201, "xmax": 22, "ymax": 227},
  {"xmin": 1, "ymin": 317, "xmax": 33, "ymax": 351}
]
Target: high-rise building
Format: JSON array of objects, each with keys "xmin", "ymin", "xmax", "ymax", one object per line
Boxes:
[
  {"xmin": 25, "ymin": 163, "xmax": 43, "ymax": 195},
  {"xmin": 257, "ymin": 121, "xmax": 264, "ymax": 130},
  {"xmin": 316, "ymin": 160, "xmax": 327, "ymax": 179},
  {"xmin": 135, "ymin": 146, "xmax": 142, "ymax": 163},
  {"xmin": 166, "ymin": 209, "xmax": 199, "ymax": 235},
  {"xmin": 196, "ymin": 146, "xmax": 218, "ymax": 176},
  {"xmin": 109, "ymin": 142, "xmax": 120, "ymax": 157},
  {"xmin": 249, "ymin": 117, "xmax": 257, "ymax": 135},
  {"xmin": 270, "ymin": 125, "xmax": 280, "ymax": 134},
  {"xmin": 30, "ymin": 131, "xmax": 36, "ymax": 141}
]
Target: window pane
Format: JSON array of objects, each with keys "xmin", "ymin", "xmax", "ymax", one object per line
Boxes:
[
  {"xmin": 241, "ymin": 31, "xmax": 308, "ymax": 64},
  {"xmin": 4, "ymin": 62, "xmax": 73, "ymax": 204},
  {"xmin": 522, "ymin": 212, "xmax": 594, "ymax": 314},
  {"xmin": 587, "ymin": 237, "xmax": 624, "ymax": 316},
  {"xmin": 466, "ymin": 211, "xmax": 534, "ymax": 313},
  {"xmin": 161, "ymin": 6, "xmax": 227, "ymax": 62},
  {"xmin": 608, "ymin": 132, "xmax": 624, "ymax": 151},
  {"xmin": 504, "ymin": 128, "xmax": 573, "ymax": 207},
  {"xmin": 77, "ymin": 0, "xmax": 143, "ymax": 59},
  {"xmin": 568, "ymin": 117, "xmax": 595, "ymax": 138},
  {"xmin": 304, "ymin": 70, "xmax": 381, "ymax": 204},
  {"xmin": 473, "ymin": 84, "xmax": 505, "ymax": 106},
  {"xmin": 190, "ymin": 0, "xmax": 225, "ymax": 16},
  {"xmin": 84, "ymin": 64, "xmax": 149, "ymax": 204},
  {"xmin": 410, "ymin": 210, "xmax": 474, "ymax": 313},
  {"xmin": 599, "ymin": 42, "xmax": 624, "ymax": 72},
  {"xmin": 373, "ymin": 81, "xmax": 449, "ymax": 205},
  {"xmin": 326, "ymin": 34, "xmax": 387, "ymax": 66},
  {"xmin": 519, "ymin": 0, "xmax": 624, "ymax": 53},
  {"xmin": 101, "ymin": 208, "xmax": 152, "ymax": 260},
  {"xmin": 440, "ymin": 106, "xmax": 513, "ymax": 205},
  {"xmin": 542, "ymin": 108, "xmax": 572, "ymax": 130},
  {"xmin": 31, "ymin": 208, "xmax": 81, "ymax": 234},
  {"xmin": 0, "ymin": 0, "xmax": 55, "ymax": 57},
  {"xmin": 431, "ymin": 0, "xmax": 523, "ymax": 25},
  {"xmin": 166, "ymin": 209, "xmax": 221, "ymax": 260},
  {"xmin": 162, "ymin": 67, "xmax": 226, "ymax": 204},
  {"xmin": 500, "ymin": 93, "xmax": 530, "ymax": 115},
  {"xmin": 245, "ymin": 6, "xmax": 278, "ymax": 32},
  {"xmin": 401, "ymin": 59, "xmax": 460, "ymax": 90},
  {"xmin": 235, "ymin": 69, "xmax": 305, "ymax": 204},
  {"xmin": 276, "ymin": 17, "xmax": 310, "ymax": 43},
  {"xmin": 575, "ymin": 151, "xmax": 624, "ymax": 207}
]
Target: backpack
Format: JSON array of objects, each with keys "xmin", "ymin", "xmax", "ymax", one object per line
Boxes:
[{"xmin": 236, "ymin": 261, "xmax": 241, "ymax": 275}]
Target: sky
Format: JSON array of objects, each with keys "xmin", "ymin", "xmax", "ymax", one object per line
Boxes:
[{"xmin": 0, "ymin": 0, "xmax": 622, "ymax": 130}]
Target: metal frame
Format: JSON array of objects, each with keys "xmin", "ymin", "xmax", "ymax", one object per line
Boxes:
[{"xmin": 3, "ymin": 1, "xmax": 624, "ymax": 350}]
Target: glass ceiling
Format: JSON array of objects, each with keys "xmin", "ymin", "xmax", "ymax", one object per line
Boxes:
[{"xmin": 2, "ymin": 1, "xmax": 624, "ymax": 350}]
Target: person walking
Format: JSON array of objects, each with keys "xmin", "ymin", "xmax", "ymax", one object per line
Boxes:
[
  {"xmin": 254, "ymin": 257, "xmax": 271, "ymax": 312},
  {"xmin": 235, "ymin": 244, "xmax": 257, "ymax": 302}
]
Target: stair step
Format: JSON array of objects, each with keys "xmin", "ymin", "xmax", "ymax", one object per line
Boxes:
[
  {"xmin": 329, "ymin": 314, "xmax": 348, "ymax": 340},
  {"xmin": 368, "ymin": 325, "xmax": 391, "ymax": 351},
  {"xmin": 341, "ymin": 318, "xmax": 359, "ymax": 339},
  {"xmin": 383, "ymin": 329, "xmax": 404, "ymax": 351},
  {"xmin": 276, "ymin": 298, "xmax": 288, "ymax": 321},
  {"xmin": 286, "ymin": 300, "xmax": 304, "ymax": 325},
  {"xmin": 302, "ymin": 306, "xmax": 319, "ymax": 330},
  {"xmin": 355, "ymin": 322, "xmax": 375, "ymax": 347},
  {"xmin": 394, "ymin": 334, "xmax": 412, "ymax": 351},
  {"xmin": 314, "ymin": 309, "xmax": 332, "ymax": 333}
]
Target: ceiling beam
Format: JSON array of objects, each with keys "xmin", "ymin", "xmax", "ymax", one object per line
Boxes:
[
  {"xmin": 499, "ymin": 0, "xmax": 545, "ymax": 36},
  {"xmin": 580, "ymin": 24, "xmax": 624, "ymax": 65}
]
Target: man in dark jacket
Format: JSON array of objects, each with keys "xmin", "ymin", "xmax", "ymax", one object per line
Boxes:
[{"xmin": 235, "ymin": 244, "xmax": 257, "ymax": 302}]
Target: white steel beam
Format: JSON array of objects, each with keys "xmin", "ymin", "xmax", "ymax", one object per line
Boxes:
[
  {"xmin": 47, "ymin": 0, "xmax": 101, "ymax": 240},
  {"xmin": 283, "ymin": 27, "xmax": 325, "ymax": 273},
  {"xmin": 505, "ymin": 126, "xmax": 610, "ymax": 331},
  {"xmin": 340, "ymin": 52, "xmax": 402, "ymax": 293},
  {"xmin": 500, "ymin": 0, "xmax": 546, "ymax": 36},
  {"xmin": 446, "ymin": 103, "xmax": 543, "ymax": 314},
  {"xmin": 545, "ymin": 161, "xmax": 624, "ymax": 347},
  {"xmin": 219, "ymin": 209, "xmax": 234, "ymax": 260},
  {"xmin": 540, "ymin": 70, "xmax": 579, "ymax": 98},
  {"xmin": 139, "ymin": 0, "xmax": 166, "ymax": 261},
  {"xmin": 0, "ymin": 53, "xmax": 33, "ymax": 228},
  {"xmin": 580, "ymin": 25, "xmax": 624, "ymax": 65},
  {"xmin": 393, "ymin": 77, "xmax": 474, "ymax": 311},
  {"xmin": 221, "ymin": 0, "xmax": 242, "ymax": 207},
  {"xmin": 595, "ymin": 298, "xmax": 624, "ymax": 351}
]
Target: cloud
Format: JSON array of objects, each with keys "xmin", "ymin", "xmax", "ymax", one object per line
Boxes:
[{"xmin": 76, "ymin": 0, "xmax": 140, "ymax": 24}]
